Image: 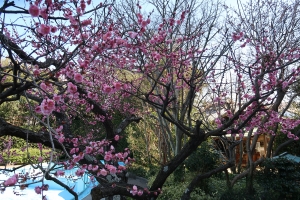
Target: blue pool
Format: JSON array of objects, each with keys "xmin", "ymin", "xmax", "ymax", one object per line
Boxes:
[{"xmin": 0, "ymin": 164, "xmax": 97, "ymax": 200}]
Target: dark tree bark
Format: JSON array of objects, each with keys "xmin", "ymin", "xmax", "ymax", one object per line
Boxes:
[
  {"xmin": 150, "ymin": 121, "xmax": 205, "ymax": 192},
  {"xmin": 0, "ymin": 117, "xmax": 64, "ymax": 150}
]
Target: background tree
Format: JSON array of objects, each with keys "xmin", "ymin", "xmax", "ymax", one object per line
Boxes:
[
  {"xmin": 114, "ymin": 0, "xmax": 229, "ymax": 158},
  {"xmin": 224, "ymin": 0, "xmax": 300, "ymax": 194}
]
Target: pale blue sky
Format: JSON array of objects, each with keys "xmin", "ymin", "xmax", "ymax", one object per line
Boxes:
[{"xmin": 0, "ymin": 0, "xmax": 242, "ymax": 58}]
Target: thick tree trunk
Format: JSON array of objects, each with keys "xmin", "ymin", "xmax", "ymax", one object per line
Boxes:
[
  {"xmin": 175, "ymin": 130, "xmax": 183, "ymax": 156},
  {"xmin": 245, "ymin": 131, "xmax": 257, "ymax": 195},
  {"xmin": 150, "ymin": 125, "xmax": 205, "ymax": 192},
  {"xmin": 246, "ymin": 162, "xmax": 255, "ymax": 195}
]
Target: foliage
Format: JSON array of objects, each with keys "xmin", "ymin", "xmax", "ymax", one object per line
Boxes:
[
  {"xmin": 149, "ymin": 172, "xmax": 218, "ymax": 200},
  {"xmin": 185, "ymin": 140, "xmax": 221, "ymax": 173},
  {"xmin": 182, "ymin": 140, "xmax": 222, "ymax": 193},
  {"xmin": 1, "ymin": 148, "xmax": 51, "ymax": 165},
  {"xmin": 256, "ymin": 158, "xmax": 300, "ymax": 200},
  {"xmin": 126, "ymin": 115, "xmax": 161, "ymax": 166},
  {"xmin": 274, "ymin": 125, "xmax": 300, "ymax": 156},
  {"xmin": 126, "ymin": 162, "xmax": 159, "ymax": 179},
  {"xmin": 151, "ymin": 172, "xmax": 250, "ymax": 200},
  {"xmin": 0, "ymin": 97, "xmax": 38, "ymax": 129},
  {"xmin": 147, "ymin": 163, "xmax": 228, "ymax": 199},
  {"xmin": 220, "ymin": 188, "xmax": 261, "ymax": 200}
]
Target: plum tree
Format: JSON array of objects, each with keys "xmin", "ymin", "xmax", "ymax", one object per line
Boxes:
[{"xmin": 0, "ymin": 0, "xmax": 300, "ymax": 199}]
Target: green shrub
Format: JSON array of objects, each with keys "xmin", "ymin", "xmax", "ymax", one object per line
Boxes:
[
  {"xmin": 256, "ymin": 158, "xmax": 300, "ymax": 200},
  {"xmin": 274, "ymin": 131, "xmax": 300, "ymax": 156},
  {"xmin": 185, "ymin": 140, "xmax": 221, "ymax": 173},
  {"xmin": 220, "ymin": 187, "xmax": 261, "ymax": 200},
  {"xmin": 154, "ymin": 173, "xmax": 217, "ymax": 200},
  {"xmin": 127, "ymin": 163, "xmax": 149, "ymax": 177},
  {"xmin": 145, "ymin": 140, "xmax": 225, "ymax": 199},
  {"xmin": 218, "ymin": 173, "xmax": 267, "ymax": 200},
  {"xmin": 1, "ymin": 148, "xmax": 51, "ymax": 165},
  {"xmin": 184, "ymin": 140, "xmax": 221, "ymax": 194}
]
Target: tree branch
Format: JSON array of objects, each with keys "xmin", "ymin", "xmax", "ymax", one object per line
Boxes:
[
  {"xmin": 0, "ymin": 33, "xmax": 61, "ymax": 68},
  {"xmin": 150, "ymin": 125, "xmax": 205, "ymax": 191},
  {"xmin": 181, "ymin": 161, "xmax": 235, "ymax": 200},
  {"xmin": 0, "ymin": 117, "xmax": 64, "ymax": 150},
  {"xmin": 230, "ymin": 158, "xmax": 265, "ymax": 188},
  {"xmin": 115, "ymin": 115, "xmax": 142, "ymax": 135},
  {"xmin": 91, "ymin": 182, "xmax": 156, "ymax": 200},
  {"xmin": 45, "ymin": 171, "xmax": 78, "ymax": 200}
]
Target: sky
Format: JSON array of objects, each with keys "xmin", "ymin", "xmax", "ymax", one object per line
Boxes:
[
  {"xmin": 0, "ymin": 0, "xmax": 241, "ymax": 59},
  {"xmin": 2, "ymin": 0, "xmax": 240, "ymax": 25}
]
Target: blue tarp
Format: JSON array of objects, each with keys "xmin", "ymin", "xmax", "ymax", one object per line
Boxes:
[
  {"xmin": 0, "ymin": 164, "xmax": 98, "ymax": 200},
  {"xmin": 273, "ymin": 152, "xmax": 300, "ymax": 164}
]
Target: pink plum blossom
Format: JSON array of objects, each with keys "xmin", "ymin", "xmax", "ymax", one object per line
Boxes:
[
  {"xmin": 35, "ymin": 106, "xmax": 42, "ymax": 114},
  {"xmin": 82, "ymin": 19, "xmax": 92, "ymax": 26},
  {"xmin": 40, "ymin": 82, "xmax": 47, "ymax": 91},
  {"xmin": 53, "ymin": 94, "xmax": 62, "ymax": 102},
  {"xmin": 4, "ymin": 174, "xmax": 18, "ymax": 186},
  {"xmin": 98, "ymin": 168, "xmax": 107, "ymax": 176},
  {"xmin": 74, "ymin": 73, "xmax": 83, "ymax": 83},
  {"xmin": 114, "ymin": 135, "xmax": 120, "ymax": 141},
  {"xmin": 55, "ymin": 170, "xmax": 65, "ymax": 177},
  {"xmin": 75, "ymin": 168, "xmax": 85, "ymax": 177},
  {"xmin": 40, "ymin": 7, "xmax": 48, "ymax": 20},
  {"xmin": 88, "ymin": 92, "xmax": 97, "ymax": 99},
  {"xmin": 107, "ymin": 165, "xmax": 116, "ymax": 174},
  {"xmin": 104, "ymin": 152, "xmax": 112, "ymax": 161},
  {"xmin": 35, "ymin": 186, "xmax": 42, "ymax": 194},
  {"xmin": 130, "ymin": 185, "xmax": 138, "ymax": 196},
  {"xmin": 85, "ymin": 146, "xmax": 93, "ymax": 154},
  {"xmin": 29, "ymin": 4, "xmax": 39, "ymax": 17},
  {"xmin": 33, "ymin": 68, "xmax": 40, "ymax": 76},
  {"xmin": 92, "ymin": 165, "xmax": 99, "ymax": 171},
  {"xmin": 40, "ymin": 99, "xmax": 56, "ymax": 115},
  {"xmin": 51, "ymin": 26, "xmax": 57, "ymax": 33},
  {"xmin": 118, "ymin": 165, "xmax": 126, "ymax": 171},
  {"xmin": 103, "ymin": 84, "xmax": 113, "ymax": 94},
  {"xmin": 137, "ymin": 190, "xmax": 143, "ymax": 196},
  {"xmin": 128, "ymin": 31, "xmax": 138, "ymax": 38},
  {"xmin": 70, "ymin": 148, "xmax": 79, "ymax": 154},
  {"xmin": 72, "ymin": 138, "xmax": 79, "ymax": 145},
  {"xmin": 232, "ymin": 32, "xmax": 243, "ymax": 41},
  {"xmin": 67, "ymin": 82, "xmax": 77, "ymax": 94},
  {"xmin": 38, "ymin": 24, "xmax": 51, "ymax": 35},
  {"xmin": 113, "ymin": 82, "xmax": 122, "ymax": 91},
  {"xmin": 45, "ymin": 0, "xmax": 53, "ymax": 6},
  {"xmin": 58, "ymin": 136, "xmax": 65, "ymax": 143},
  {"xmin": 141, "ymin": 20, "xmax": 148, "ymax": 27}
]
